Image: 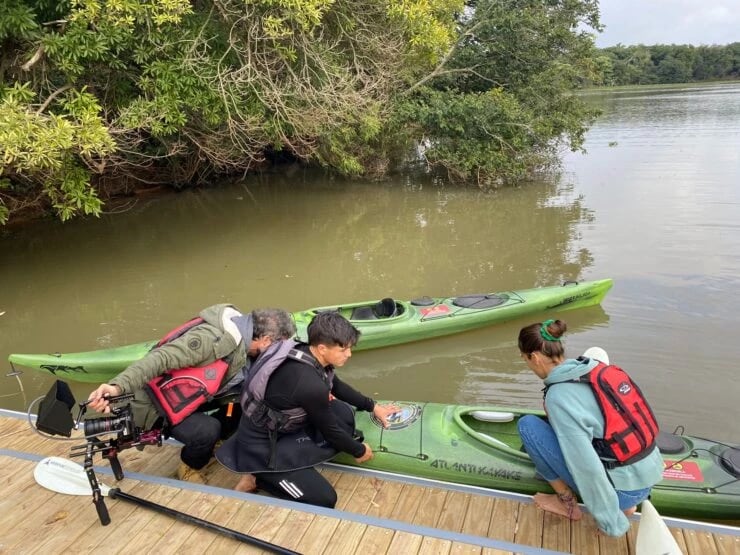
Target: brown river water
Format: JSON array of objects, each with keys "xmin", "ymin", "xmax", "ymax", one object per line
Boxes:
[{"xmin": 1, "ymin": 82, "xmax": 739, "ymax": 445}]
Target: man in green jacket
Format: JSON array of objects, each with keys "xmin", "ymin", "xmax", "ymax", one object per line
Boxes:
[{"xmin": 87, "ymin": 304, "xmax": 296, "ymax": 483}]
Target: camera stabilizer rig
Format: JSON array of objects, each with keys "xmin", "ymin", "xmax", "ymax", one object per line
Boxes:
[{"xmin": 34, "ymin": 380, "xmax": 162, "ymax": 525}]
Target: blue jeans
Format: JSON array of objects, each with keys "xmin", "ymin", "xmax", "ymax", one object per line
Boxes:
[{"xmin": 518, "ymin": 414, "xmax": 651, "ymax": 510}]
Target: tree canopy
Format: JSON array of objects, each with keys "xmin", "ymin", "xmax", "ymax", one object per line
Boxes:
[
  {"xmin": 597, "ymin": 43, "xmax": 740, "ymax": 86},
  {"xmin": 1, "ymin": 0, "xmax": 604, "ymax": 225}
]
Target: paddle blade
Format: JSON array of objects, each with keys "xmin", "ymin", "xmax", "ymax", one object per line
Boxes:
[
  {"xmin": 34, "ymin": 456, "xmax": 111, "ymax": 497},
  {"xmin": 636, "ymin": 500, "xmax": 683, "ymax": 555},
  {"xmin": 582, "ymin": 346, "xmax": 609, "ymax": 364}
]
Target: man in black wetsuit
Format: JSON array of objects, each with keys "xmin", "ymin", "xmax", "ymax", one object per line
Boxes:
[{"xmin": 216, "ymin": 311, "xmax": 398, "ymax": 507}]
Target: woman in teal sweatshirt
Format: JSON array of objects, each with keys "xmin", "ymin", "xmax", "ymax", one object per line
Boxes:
[{"xmin": 517, "ymin": 319, "xmax": 664, "ymax": 536}]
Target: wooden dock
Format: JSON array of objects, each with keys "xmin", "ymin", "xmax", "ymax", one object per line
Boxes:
[{"xmin": 0, "ymin": 410, "xmax": 738, "ymax": 554}]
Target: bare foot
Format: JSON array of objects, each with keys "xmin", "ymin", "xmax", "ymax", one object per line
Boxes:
[
  {"xmin": 235, "ymin": 473, "xmax": 257, "ymax": 493},
  {"xmin": 533, "ymin": 492, "xmax": 583, "ymax": 520}
]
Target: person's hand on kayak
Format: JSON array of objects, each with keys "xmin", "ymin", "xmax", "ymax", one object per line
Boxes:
[
  {"xmin": 87, "ymin": 383, "xmax": 122, "ymax": 413},
  {"xmin": 373, "ymin": 403, "xmax": 401, "ymax": 428},
  {"xmin": 355, "ymin": 442, "xmax": 374, "ymax": 463}
]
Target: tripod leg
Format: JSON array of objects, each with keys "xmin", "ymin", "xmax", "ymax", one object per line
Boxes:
[{"xmin": 84, "ymin": 443, "xmax": 111, "ymax": 525}]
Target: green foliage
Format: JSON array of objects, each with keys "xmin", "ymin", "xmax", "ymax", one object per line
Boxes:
[
  {"xmin": 390, "ymin": 0, "xmax": 602, "ymax": 186},
  {"xmin": 599, "ymin": 43, "xmax": 740, "ymax": 86},
  {"xmin": 0, "ymin": 83, "xmax": 115, "ymax": 221},
  {"xmin": 0, "ymin": 1, "xmax": 39, "ymax": 41},
  {"xmin": 1, "ymin": 0, "xmax": 610, "ymax": 223}
]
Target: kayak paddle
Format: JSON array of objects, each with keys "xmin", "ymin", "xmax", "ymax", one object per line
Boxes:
[
  {"xmin": 636, "ymin": 499, "xmax": 683, "ymax": 555},
  {"xmin": 34, "ymin": 456, "xmax": 299, "ymax": 555}
]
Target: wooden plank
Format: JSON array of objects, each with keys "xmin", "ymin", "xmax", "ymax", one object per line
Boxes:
[
  {"xmin": 1, "ymin": 486, "xmax": 82, "ymax": 551},
  {"xmin": 513, "ymin": 500, "xmax": 543, "ymax": 549},
  {"xmin": 0, "ymin": 456, "xmax": 41, "ymax": 508},
  {"xmin": 201, "ymin": 457, "xmax": 240, "ymax": 489},
  {"xmin": 2, "ymin": 416, "xmax": 738, "ymax": 555},
  {"xmin": 683, "ymin": 528, "xmax": 722, "ymax": 555},
  {"xmin": 352, "ymin": 524, "xmax": 395, "ymax": 554},
  {"xmin": 0, "ymin": 417, "xmax": 32, "ymax": 437},
  {"xmin": 714, "ymin": 533, "xmax": 740, "ymax": 555},
  {"xmin": 541, "ymin": 510, "xmax": 571, "ymax": 553},
  {"xmin": 117, "ymin": 444, "xmax": 181, "ymax": 479},
  {"xmin": 321, "ymin": 520, "xmax": 368, "ymax": 555},
  {"xmin": 232, "ymin": 504, "xmax": 291, "ymax": 554},
  {"xmin": 625, "ymin": 518, "xmax": 639, "ymax": 555},
  {"xmin": 3, "ymin": 479, "xmax": 160, "ymax": 553},
  {"xmin": 58, "ymin": 482, "xmax": 174, "ymax": 552},
  {"xmin": 147, "ymin": 490, "xmax": 223, "ymax": 553},
  {"xmin": 460, "ymin": 494, "xmax": 494, "ymax": 536},
  {"xmin": 269, "ymin": 509, "xmax": 316, "ymax": 553},
  {"xmin": 341, "ymin": 475, "xmax": 384, "ymax": 514},
  {"xmin": 669, "ymin": 527, "xmax": 689, "ymax": 554},
  {"xmin": 332, "ymin": 471, "xmax": 363, "ymax": 510},
  {"xmin": 598, "ymin": 528, "xmax": 631, "ymax": 555},
  {"xmin": 486, "ymin": 498, "xmax": 519, "ymax": 543},
  {"xmin": 107, "ymin": 488, "xmax": 204, "ymax": 551},
  {"xmin": 414, "ymin": 487, "xmax": 450, "ymax": 528},
  {"xmin": 481, "ymin": 547, "xmax": 514, "ymax": 555},
  {"xmin": 0, "ymin": 458, "xmax": 119, "ymax": 553},
  {"xmin": 172, "ymin": 496, "xmax": 244, "ymax": 554},
  {"xmin": 417, "ymin": 536, "xmax": 452, "ymax": 554},
  {"xmin": 204, "ymin": 498, "xmax": 270, "ymax": 554},
  {"xmin": 365, "ymin": 477, "xmax": 405, "ymax": 519},
  {"xmin": 436, "ymin": 492, "xmax": 471, "ymax": 533},
  {"xmin": 292, "ymin": 514, "xmax": 340, "ymax": 554},
  {"xmin": 449, "ymin": 542, "xmax": 483, "ymax": 554},
  {"xmin": 389, "ymin": 483, "xmax": 425, "ymax": 522},
  {"xmin": 319, "ymin": 468, "xmax": 344, "ymax": 487},
  {"xmin": 386, "ymin": 530, "xmax": 424, "ymax": 554},
  {"xmin": 569, "ymin": 513, "xmax": 600, "ymax": 555}
]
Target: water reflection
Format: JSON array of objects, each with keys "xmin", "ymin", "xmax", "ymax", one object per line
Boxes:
[{"xmin": 1, "ymin": 170, "xmax": 597, "ymax": 414}]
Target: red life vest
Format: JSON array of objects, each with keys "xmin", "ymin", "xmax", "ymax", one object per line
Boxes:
[
  {"xmin": 145, "ymin": 317, "xmax": 230, "ymax": 427},
  {"xmin": 547, "ymin": 361, "xmax": 659, "ymax": 467}
]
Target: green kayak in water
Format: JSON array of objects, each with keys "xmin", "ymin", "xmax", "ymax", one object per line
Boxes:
[
  {"xmin": 332, "ymin": 401, "xmax": 740, "ymax": 521},
  {"xmin": 8, "ymin": 278, "xmax": 612, "ymax": 383}
]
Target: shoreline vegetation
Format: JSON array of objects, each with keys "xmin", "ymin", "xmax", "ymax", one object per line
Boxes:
[{"xmin": 1, "ymin": 2, "xmax": 738, "ymax": 227}]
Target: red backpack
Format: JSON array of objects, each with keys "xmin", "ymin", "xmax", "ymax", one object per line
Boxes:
[{"xmin": 548, "ymin": 360, "xmax": 659, "ymax": 467}]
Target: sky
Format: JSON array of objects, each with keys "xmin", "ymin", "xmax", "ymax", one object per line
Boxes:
[{"xmin": 594, "ymin": 0, "xmax": 740, "ymax": 47}]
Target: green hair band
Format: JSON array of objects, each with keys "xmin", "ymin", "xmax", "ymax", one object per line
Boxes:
[{"xmin": 540, "ymin": 319, "xmax": 560, "ymax": 342}]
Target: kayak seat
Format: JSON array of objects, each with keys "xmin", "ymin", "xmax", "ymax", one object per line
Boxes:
[
  {"xmin": 452, "ymin": 294, "xmax": 506, "ymax": 309},
  {"xmin": 720, "ymin": 447, "xmax": 740, "ymax": 478},
  {"xmin": 350, "ymin": 306, "xmax": 377, "ymax": 320},
  {"xmin": 374, "ymin": 297, "xmax": 398, "ymax": 318},
  {"xmin": 351, "ymin": 298, "xmax": 399, "ymax": 320},
  {"xmin": 656, "ymin": 432, "xmax": 687, "ymax": 454}
]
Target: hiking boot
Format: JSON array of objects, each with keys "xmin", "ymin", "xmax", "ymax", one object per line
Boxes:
[{"xmin": 176, "ymin": 462, "xmax": 206, "ymax": 484}]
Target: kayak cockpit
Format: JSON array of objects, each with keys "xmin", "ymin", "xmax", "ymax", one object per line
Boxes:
[
  {"xmin": 350, "ymin": 298, "xmax": 402, "ymax": 320},
  {"xmin": 454, "ymin": 407, "xmax": 532, "ymax": 460},
  {"xmin": 312, "ymin": 298, "xmax": 407, "ymax": 322}
]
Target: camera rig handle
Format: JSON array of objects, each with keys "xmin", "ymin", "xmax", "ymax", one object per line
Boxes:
[
  {"xmin": 73, "ymin": 392, "xmax": 136, "ymax": 431},
  {"xmin": 83, "ymin": 440, "xmax": 111, "ymax": 525}
]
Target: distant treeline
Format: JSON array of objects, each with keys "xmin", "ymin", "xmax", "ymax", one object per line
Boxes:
[{"xmin": 598, "ymin": 43, "xmax": 740, "ymax": 86}]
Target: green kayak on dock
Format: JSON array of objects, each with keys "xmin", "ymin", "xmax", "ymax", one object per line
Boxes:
[
  {"xmin": 332, "ymin": 402, "xmax": 740, "ymax": 521},
  {"xmin": 8, "ymin": 278, "xmax": 612, "ymax": 383}
]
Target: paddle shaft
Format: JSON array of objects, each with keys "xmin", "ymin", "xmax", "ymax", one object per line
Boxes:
[{"xmin": 108, "ymin": 489, "xmax": 299, "ymax": 555}]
